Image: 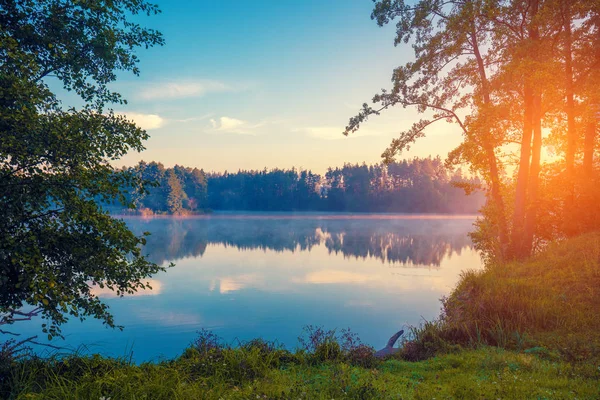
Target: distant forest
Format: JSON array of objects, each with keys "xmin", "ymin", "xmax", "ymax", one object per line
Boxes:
[{"xmin": 110, "ymin": 157, "xmax": 485, "ymax": 214}]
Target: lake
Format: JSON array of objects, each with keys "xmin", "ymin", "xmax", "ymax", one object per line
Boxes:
[{"xmin": 14, "ymin": 213, "xmax": 483, "ymax": 362}]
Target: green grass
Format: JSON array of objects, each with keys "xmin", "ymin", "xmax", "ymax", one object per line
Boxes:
[
  {"xmin": 3, "ymin": 233, "xmax": 600, "ymax": 399},
  {"xmin": 403, "ymin": 232, "xmax": 600, "ymax": 363},
  {"xmin": 3, "ymin": 347, "xmax": 599, "ymax": 399}
]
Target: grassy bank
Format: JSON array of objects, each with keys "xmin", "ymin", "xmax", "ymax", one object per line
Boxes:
[
  {"xmin": 3, "ymin": 234, "xmax": 600, "ymax": 399},
  {"xmin": 404, "ymin": 231, "xmax": 600, "ymax": 363},
  {"xmin": 3, "ymin": 347, "xmax": 598, "ymax": 399}
]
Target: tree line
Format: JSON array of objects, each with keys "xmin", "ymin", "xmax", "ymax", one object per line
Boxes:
[
  {"xmin": 111, "ymin": 157, "xmax": 485, "ymax": 215},
  {"xmin": 347, "ymin": 0, "xmax": 600, "ymax": 261}
]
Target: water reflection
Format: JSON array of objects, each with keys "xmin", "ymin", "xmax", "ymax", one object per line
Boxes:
[
  {"xmin": 12, "ymin": 214, "xmax": 482, "ymax": 362},
  {"xmin": 89, "ymin": 279, "xmax": 163, "ymax": 298},
  {"xmin": 126, "ymin": 214, "xmax": 474, "ymax": 267}
]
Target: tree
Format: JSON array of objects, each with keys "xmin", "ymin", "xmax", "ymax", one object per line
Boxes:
[
  {"xmin": 0, "ymin": 0, "xmax": 164, "ymax": 340},
  {"xmin": 347, "ymin": 0, "xmax": 600, "ymax": 261},
  {"xmin": 166, "ymin": 170, "xmax": 185, "ymax": 215},
  {"xmin": 345, "ymin": 0, "xmax": 511, "ymax": 259},
  {"xmin": 138, "ymin": 161, "xmax": 168, "ymax": 212},
  {"xmin": 176, "ymin": 166, "xmax": 208, "ymax": 211}
]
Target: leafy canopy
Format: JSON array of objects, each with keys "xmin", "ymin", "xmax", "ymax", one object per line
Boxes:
[{"xmin": 0, "ymin": 0, "xmax": 164, "ymax": 338}]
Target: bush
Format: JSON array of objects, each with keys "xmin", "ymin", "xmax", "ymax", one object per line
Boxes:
[{"xmin": 297, "ymin": 326, "xmax": 378, "ymax": 367}]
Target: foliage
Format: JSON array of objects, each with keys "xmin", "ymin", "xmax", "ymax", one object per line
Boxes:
[
  {"xmin": 401, "ymin": 232, "xmax": 600, "ymax": 363},
  {"xmin": 118, "ymin": 157, "xmax": 485, "ymax": 214},
  {"xmin": 0, "ymin": 0, "xmax": 164, "ymax": 338},
  {"xmin": 297, "ymin": 325, "xmax": 343, "ymax": 364},
  {"xmin": 348, "ymin": 0, "xmax": 600, "ymax": 261},
  {"xmin": 2, "ymin": 343, "xmax": 598, "ymax": 399},
  {"xmin": 398, "ymin": 319, "xmax": 462, "ymax": 362},
  {"xmin": 165, "ymin": 170, "xmax": 185, "ymax": 214},
  {"xmin": 112, "ymin": 161, "xmax": 209, "ymax": 215},
  {"xmin": 191, "ymin": 329, "xmax": 223, "ymax": 357}
]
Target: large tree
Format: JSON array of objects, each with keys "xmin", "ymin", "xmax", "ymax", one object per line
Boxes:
[
  {"xmin": 345, "ymin": 0, "xmax": 511, "ymax": 258},
  {"xmin": 347, "ymin": 0, "xmax": 599, "ymax": 261},
  {"xmin": 0, "ymin": 0, "xmax": 164, "ymax": 340}
]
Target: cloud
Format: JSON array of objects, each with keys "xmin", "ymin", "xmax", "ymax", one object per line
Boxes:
[
  {"xmin": 115, "ymin": 111, "xmax": 215, "ymax": 130},
  {"xmin": 209, "ymin": 274, "xmax": 259, "ymax": 294},
  {"xmin": 172, "ymin": 113, "xmax": 214, "ymax": 123},
  {"xmin": 116, "ymin": 112, "xmax": 166, "ymax": 130},
  {"xmin": 137, "ymin": 80, "xmax": 232, "ymax": 101},
  {"xmin": 299, "ymin": 270, "xmax": 373, "ymax": 284},
  {"xmin": 216, "ymin": 117, "xmax": 245, "ymax": 131},
  {"xmin": 208, "ymin": 116, "xmax": 267, "ymax": 135}
]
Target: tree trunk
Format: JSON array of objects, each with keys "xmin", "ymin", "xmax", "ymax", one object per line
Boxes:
[
  {"xmin": 563, "ymin": 0, "xmax": 577, "ymax": 236},
  {"xmin": 581, "ymin": 119, "xmax": 597, "ymax": 232},
  {"xmin": 511, "ymin": 0, "xmax": 541, "ymax": 259},
  {"xmin": 523, "ymin": 93, "xmax": 543, "ymax": 254},
  {"xmin": 583, "ymin": 121, "xmax": 596, "ymax": 177},
  {"xmin": 471, "ymin": 28, "xmax": 509, "ymax": 260},
  {"xmin": 485, "ymin": 143, "xmax": 509, "ymax": 258},
  {"xmin": 511, "ymin": 84, "xmax": 533, "ymax": 258}
]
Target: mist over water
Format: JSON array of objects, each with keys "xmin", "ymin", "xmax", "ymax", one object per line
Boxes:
[
  {"xmin": 128, "ymin": 213, "xmax": 475, "ymax": 267},
  {"xmin": 15, "ymin": 213, "xmax": 483, "ymax": 362}
]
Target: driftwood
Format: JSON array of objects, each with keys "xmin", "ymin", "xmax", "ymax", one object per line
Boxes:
[{"xmin": 374, "ymin": 330, "xmax": 404, "ymax": 358}]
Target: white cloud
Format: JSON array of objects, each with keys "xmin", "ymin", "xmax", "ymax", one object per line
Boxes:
[
  {"xmin": 219, "ymin": 116, "xmax": 246, "ymax": 131},
  {"xmin": 208, "ymin": 116, "xmax": 267, "ymax": 135},
  {"xmin": 210, "ymin": 274, "xmax": 259, "ymax": 294},
  {"xmin": 137, "ymin": 80, "xmax": 232, "ymax": 101},
  {"xmin": 173, "ymin": 113, "xmax": 214, "ymax": 123},
  {"xmin": 116, "ymin": 111, "xmax": 166, "ymax": 130}
]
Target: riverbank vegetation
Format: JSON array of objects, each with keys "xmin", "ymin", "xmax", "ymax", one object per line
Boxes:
[
  {"xmin": 3, "ymin": 347, "xmax": 597, "ymax": 399},
  {"xmin": 3, "ymin": 233, "xmax": 600, "ymax": 399},
  {"xmin": 402, "ymin": 232, "xmax": 600, "ymax": 364}
]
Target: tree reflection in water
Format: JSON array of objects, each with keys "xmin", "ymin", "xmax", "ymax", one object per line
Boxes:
[{"xmin": 124, "ymin": 214, "xmax": 475, "ymax": 267}]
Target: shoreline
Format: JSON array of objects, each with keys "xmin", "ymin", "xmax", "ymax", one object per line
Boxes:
[{"xmin": 112, "ymin": 210, "xmax": 481, "ymax": 220}]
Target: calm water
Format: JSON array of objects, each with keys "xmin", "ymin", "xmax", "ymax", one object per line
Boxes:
[{"xmin": 14, "ymin": 213, "xmax": 482, "ymax": 362}]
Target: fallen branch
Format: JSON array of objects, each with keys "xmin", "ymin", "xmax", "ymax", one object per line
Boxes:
[{"xmin": 374, "ymin": 330, "xmax": 404, "ymax": 358}]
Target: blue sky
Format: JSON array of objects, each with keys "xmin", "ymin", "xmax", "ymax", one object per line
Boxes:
[{"xmin": 111, "ymin": 0, "xmax": 463, "ymax": 174}]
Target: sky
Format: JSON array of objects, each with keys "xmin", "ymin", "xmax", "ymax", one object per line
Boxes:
[{"xmin": 107, "ymin": 0, "xmax": 464, "ymax": 174}]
